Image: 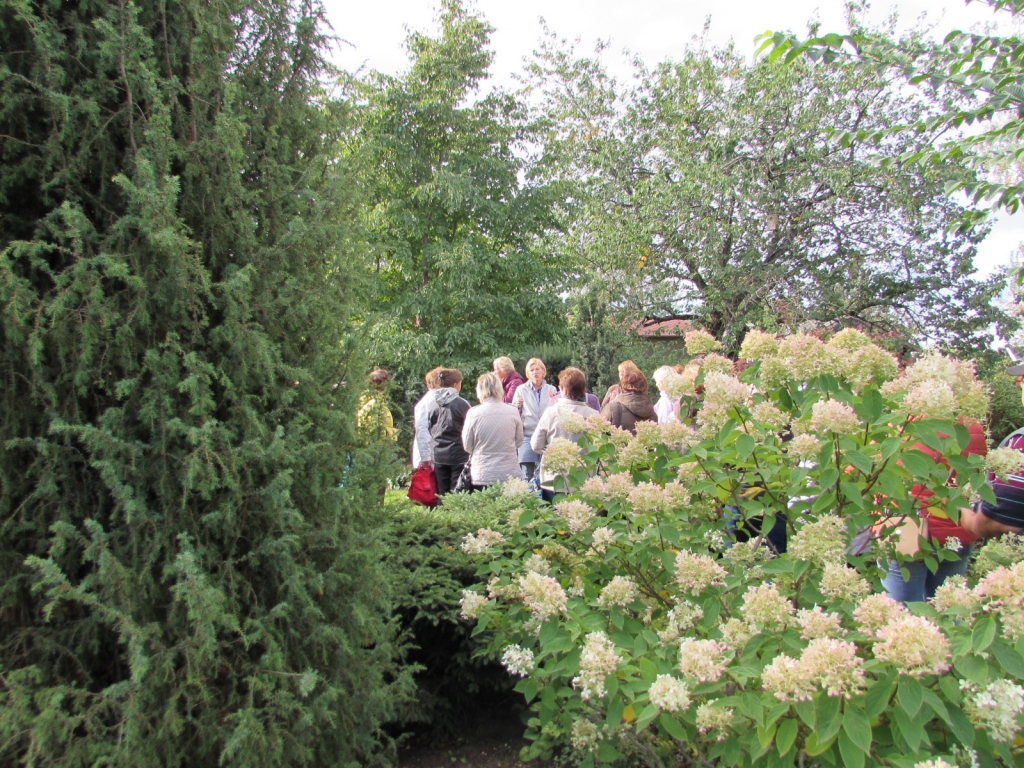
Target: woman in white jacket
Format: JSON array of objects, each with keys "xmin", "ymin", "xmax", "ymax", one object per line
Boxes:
[
  {"xmin": 412, "ymin": 367, "xmax": 442, "ymax": 468},
  {"xmin": 462, "ymin": 373, "xmax": 523, "ymax": 488},
  {"xmin": 512, "ymin": 357, "xmax": 557, "ymax": 482}
]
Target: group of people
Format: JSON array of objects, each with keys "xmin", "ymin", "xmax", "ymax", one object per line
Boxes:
[
  {"xmin": 410, "ymin": 357, "xmax": 677, "ymax": 500},
  {"xmin": 374, "ymin": 353, "xmax": 1024, "ymax": 607}
]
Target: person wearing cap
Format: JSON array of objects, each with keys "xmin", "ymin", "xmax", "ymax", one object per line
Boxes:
[{"xmin": 959, "ymin": 361, "xmax": 1024, "ymax": 539}]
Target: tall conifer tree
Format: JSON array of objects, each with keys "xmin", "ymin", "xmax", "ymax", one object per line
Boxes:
[{"xmin": 0, "ymin": 1, "xmax": 408, "ymax": 765}]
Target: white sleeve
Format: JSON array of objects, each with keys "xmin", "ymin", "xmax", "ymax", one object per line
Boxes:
[{"xmin": 415, "ymin": 397, "xmax": 434, "ymax": 466}]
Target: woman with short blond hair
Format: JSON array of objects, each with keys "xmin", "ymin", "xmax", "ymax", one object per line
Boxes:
[{"xmin": 511, "ymin": 358, "xmax": 557, "ymax": 481}]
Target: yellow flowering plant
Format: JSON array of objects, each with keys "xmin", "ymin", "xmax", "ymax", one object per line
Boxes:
[{"xmin": 459, "ymin": 330, "xmax": 1024, "ymax": 768}]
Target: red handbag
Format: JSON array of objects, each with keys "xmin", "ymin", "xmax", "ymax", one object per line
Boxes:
[{"xmin": 408, "ymin": 465, "xmax": 439, "ymax": 507}]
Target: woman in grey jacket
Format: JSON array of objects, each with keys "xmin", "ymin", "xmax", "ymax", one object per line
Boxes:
[
  {"xmin": 531, "ymin": 367, "xmax": 599, "ymax": 501},
  {"xmin": 462, "ymin": 373, "xmax": 523, "ymax": 488},
  {"xmin": 512, "ymin": 357, "xmax": 557, "ymax": 482}
]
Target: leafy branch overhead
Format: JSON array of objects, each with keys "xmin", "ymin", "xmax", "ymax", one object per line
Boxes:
[{"xmin": 758, "ymin": 0, "xmax": 1024, "ymax": 224}]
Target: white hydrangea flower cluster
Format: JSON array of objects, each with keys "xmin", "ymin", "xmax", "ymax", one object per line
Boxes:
[
  {"xmin": 616, "ymin": 438, "xmax": 651, "ymax": 468},
  {"xmin": 541, "ymin": 437, "xmax": 584, "ymax": 474},
  {"xmin": 820, "ymin": 562, "xmax": 872, "ymax": 601},
  {"xmin": 634, "ymin": 420, "xmax": 665, "ymax": 449},
  {"xmin": 660, "ymin": 419, "xmax": 698, "ymax": 447},
  {"xmin": 461, "ymin": 528, "xmax": 506, "ymax": 554},
  {"xmin": 501, "ymin": 478, "xmax": 532, "ymax": 497},
  {"xmin": 698, "ymin": 372, "xmax": 751, "ymax": 431},
  {"xmin": 696, "ymin": 702, "xmax": 734, "ymax": 739},
  {"xmin": 597, "ymin": 575, "xmax": 640, "ymax": 608},
  {"xmin": 913, "ymin": 759, "xmax": 957, "ymax": 768},
  {"xmin": 662, "ymin": 370, "xmax": 696, "ymax": 399},
  {"xmin": 880, "ymin": 352, "xmax": 989, "ymax": 420},
  {"xmin": 749, "ymin": 401, "xmax": 788, "ymax": 430},
  {"xmin": 459, "ymin": 590, "xmax": 488, "ymax": 620},
  {"xmin": 901, "ymin": 381, "xmax": 957, "ymax": 420},
  {"xmin": 810, "ymin": 398, "xmax": 860, "ymax": 435},
  {"xmin": 972, "ymin": 534, "xmax": 1024, "ymax": 580},
  {"xmin": 558, "ymin": 409, "xmax": 588, "ymax": 434},
  {"xmin": 519, "ymin": 571, "xmax": 568, "ymax": 623},
  {"xmin": 570, "ymin": 719, "xmax": 601, "ymax": 753},
  {"xmin": 523, "ymin": 554, "xmax": 550, "ymax": 575},
  {"xmin": 701, "ymin": 353, "xmax": 735, "ymax": 377},
  {"xmin": 963, "ymin": 679, "xmax": 1024, "ymax": 742},
  {"xmin": 603, "ymin": 472, "xmax": 636, "ymax": 500},
  {"xmin": 853, "ymin": 593, "xmax": 906, "ymax": 637},
  {"xmin": 555, "ymin": 499, "xmax": 595, "ymax": 534},
  {"xmin": 739, "ymin": 329, "xmax": 779, "ymax": 360},
  {"xmin": 742, "ymin": 582, "xmax": 794, "ymax": 632},
  {"xmin": 573, "ymin": 632, "xmax": 622, "ymax": 701},
  {"xmin": 787, "ymin": 432, "xmax": 822, "ymax": 462},
  {"xmin": 796, "ymin": 605, "xmax": 846, "ymax": 640},
  {"xmin": 777, "ymin": 333, "xmax": 838, "ymax": 381},
  {"xmin": 675, "ymin": 550, "xmax": 728, "ymax": 595},
  {"xmin": 986, "ymin": 447, "xmax": 1024, "ymax": 479},
  {"xmin": 686, "ymin": 329, "xmax": 723, "ymax": 355},
  {"xmin": 788, "ymin": 515, "xmax": 847, "ymax": 566},
  {"xmin": 648, "ymin": 674, "xmax": 691, "ymax": 712},
  {"xmin": 500, "ymin": 644, "xmax": 535, "ymax": 676},
  {"xmin": 873, "ymin": 615, "xmax": 951, "ymax": 677},
  {"xmin": 629, "ymin": 481, "xmax": 671, "ymax": 514},
  {"xmin": 717, "ymin": 618, "xmax": 753, "ymax": 653},
  {"xmin": 657, "ymin": 601, "xmax": 704, "ymax": 644},
  {"xmin": 590, "ymin": 526, "xmax": 615, "ymax": 554},
  {"xmin": 762, "ymin": 638, "xmax": 864, "ymax": 701},
  {"xmin": 679, "ymin": 638, "xmax": 730, "ymax": 682}
]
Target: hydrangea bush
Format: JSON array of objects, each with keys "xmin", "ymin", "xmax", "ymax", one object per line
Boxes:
[{"xmin": 459, "ymin": 329, "xmax": 1024, "ymax": 768}]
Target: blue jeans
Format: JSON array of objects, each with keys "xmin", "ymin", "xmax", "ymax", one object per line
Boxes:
[
  {"xmin": 520, "ymin": 462, "xmax": 537, "ymax": 482},
  {"xmin": 882, "ymin": 544, "xmax": 973, "ymax": 604}
]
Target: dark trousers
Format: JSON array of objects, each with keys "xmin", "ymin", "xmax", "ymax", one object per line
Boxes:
[{"xmin": 435, "ymin": 463, "xmax": 466, "ymax": 496}]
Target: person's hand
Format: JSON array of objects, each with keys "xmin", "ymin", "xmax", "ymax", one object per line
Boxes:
[
  {"xmin": 419, "ymin": 460, "xmax": 434, "ymax": 470},
  {"xmin": 959, "ymin": 505, "xmax": 1024, "ymax": 539},
  {"xmin": 515, "ymin": 396, "xmax": 524, "ymax": 410}
]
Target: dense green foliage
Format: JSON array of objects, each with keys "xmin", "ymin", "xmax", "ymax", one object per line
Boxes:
[
  {"xmin": 524, "ymin": 36, "xmax": 1007, "ymax": 353},
  {"xmin": 358, "ymin": 0, "xmax": 569, "ymax": 393},
  {"xmin": 0, "ymin": 1, "xmax": 411, "ymax": 765},
  {"xmin": 381, "ymin": 489, "xmax": 522, "ymax": 738}
]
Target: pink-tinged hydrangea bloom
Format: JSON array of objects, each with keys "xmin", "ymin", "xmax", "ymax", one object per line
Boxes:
[
  {"xmin": 800, "ymin": 638, "xmax": 865, "ymax": 699},
  {"xmin": 827, "ymin": 328, "xmax": 873, "ymax": 351},
  {"xmin": 629, "ymin": 481, "xmax": 668, "ymax": 514},
  {"xmin": 810, "ymin": 398, "xmax": 859, "ymax": 435},
  {"xmin": 701, "ymin": 353, "xmax": 735, "ymax": 377},
  {"xmin": 842, "ymin": 344, "xmax": 899, "ymax": 391},
  {"xmin": 603, "ymin": 472, "xmax": 636, "ymax": 500},
  {"xmin": 931, "ymin": 575, "xmax": 980, "ymax": 613},
  {"xmin": 686, "ymin": 329, "xmax": 723, "ymax": 355},
  {"xmin": 964, "ymin": 679, "xmax": 1024, "ymax": 742},
  {"xmin": 573, "ymin": 632, "xmax": 622, "ymax": 701},
  {"xmin": 742, "ymin": 583, "xmax": 794, "ymax": 632},
  {"xmin": 717, "ymin": 618, "xmax": 753, "ymax": 653},
  {"xmin": 502, "ymin": 478, "xmax": 532, "ymax": 497},
  {"xmin": 519, "ymin": 571, "xmax": 568, "ymax": 623},
  {"xmin": 739, "ymin": 329, "xmax": 779, "ymax": 360},
  {"xmin": 598, "ymin": 575, "xmax": 640, "ymax": 608},
  {"xmin": 555, "ymin": 499, "xmax": 595, "ymax": 534},
  {"xmin": 762, "ymin": 653, "xmax": 815, "ymax": 702},
  {"xmin": 662, "ymin": 481, "xmax": 691, "ymax": 511},
  {"xmin": 881, "ymin": 352, "xmax": 989, "ymax": 420},
  {"xmin": 579, "ymin": 476, "xmax": 606, "ymax": 496},
  {"xmin": 523, "ymin": 554, "xmax": 550, "ymax": 575},
  {"xmin": 648, "ymin": 675, "xmax": 691, "ymax": 712},
  {"xmin": 788, "ymin": 515, "xmax": 847, "ymax": 566},
  {"xmin": 679, "ymin": 638, "xmax": 729, "ymax": 682},
  {"xmin": 975, "ymin": 561, "xmax": 1024, "ymax": 609},
  {"xmin": 675, "ymin": 550, "xmax": 728, "ymax": 595},
  {"xmin": 657, "ymin": 601, "xmax": 704, "ymax": 643},
  {"xmin": 854, "ymin": 593, "xmax": 906, "ymax": 637},
  {"xmin": 797, "ymin": 605, "xmax": 847, "ymax": 640},
  {"xmin": 873, "ymin": 615, "xmax": 951, "ymax": 677}
]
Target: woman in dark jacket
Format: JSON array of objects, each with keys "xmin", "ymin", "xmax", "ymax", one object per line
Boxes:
[
  {"xmin": 425, "ymin": 368, "xmax": 472, "ymax": 495},
  {"xmin": 601, "ymin": 366, "xmax": 657, "ymax": 435}
]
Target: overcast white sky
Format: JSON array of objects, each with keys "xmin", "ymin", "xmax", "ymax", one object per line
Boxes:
[{"xmin": 322, "ymin": 0, "xmax": 1022, "ymax": 278}]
